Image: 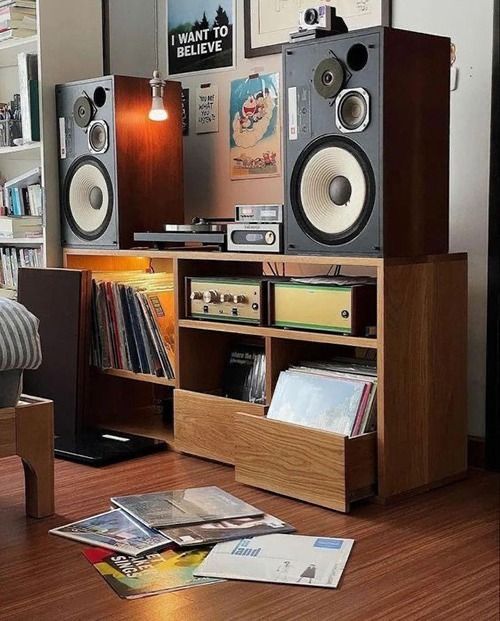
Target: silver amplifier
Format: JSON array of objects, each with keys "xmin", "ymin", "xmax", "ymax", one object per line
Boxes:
[{"xmin": 227, "ymin": 222, "xmax": 282, "ymax": 253}]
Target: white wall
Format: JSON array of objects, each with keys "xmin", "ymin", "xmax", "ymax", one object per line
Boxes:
[
  {"xmin": 107, "ymin": 0, "xmax": 495, "ymax": 436},
  {"xmin": 392, "ymin": 0, "xmax": 494, "ymax": 436}
]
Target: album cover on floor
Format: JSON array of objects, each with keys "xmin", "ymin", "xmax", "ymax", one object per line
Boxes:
[
  {"xmin": 194, "ymin": 534, "xmax": 355, "ymax": 588},
  {"xmin": 84, "ymin": 547, "xmax": 222, "ymax": 599},
  {"xmin": 49, "ymin": 509, "xmax": 170, "ymax": 556},
  {"xmin": 160, "ymin": 513, "xmax": 295, "ymax": 547},
  {"xmin": 111, "ymin": 486, "xmax": 263, "ymax": 529}
]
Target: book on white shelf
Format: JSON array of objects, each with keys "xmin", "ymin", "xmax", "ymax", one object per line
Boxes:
[
  {"xmin": 0, "ymin": 214, "xmax": 42, "ymax": 238},
  {"xmin": 0, "ymin": 27, "xmax": 34, "ymax": 40},
  {"xmin": 18, "ymin": 51, "xmax": 39, "ymax": 142}
]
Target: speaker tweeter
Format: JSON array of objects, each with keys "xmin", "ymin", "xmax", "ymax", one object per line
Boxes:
[
  {"xmin": 313, "ymin": 57, "xmax": 345, "ymax": 99},
  {"xmin": 335, "ymin": 88, "xmax": 370, "ymax": 133},
  {"xmin": 88, "ymin": 120, "xmax": 109, "ymax": 154}
]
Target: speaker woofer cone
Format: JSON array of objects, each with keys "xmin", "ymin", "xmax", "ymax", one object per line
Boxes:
[
  {"xmin": 63, "ymin": 156, "xmax": 113, "ymax": 241},
  {"xmin": 290, "ymin": 136, "xmax": 375, "ymax": 245},
  {"xmin": 336, "ymin": 88, "xmax": 370, "ymax": 133}
]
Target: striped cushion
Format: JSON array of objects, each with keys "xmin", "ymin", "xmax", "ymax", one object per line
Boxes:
[{"xmin": 0, "ymin": 298, "xmax": 42, "ymax": 371}]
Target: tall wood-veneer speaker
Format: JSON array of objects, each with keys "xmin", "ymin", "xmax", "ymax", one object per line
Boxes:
[
  {"xmin": 56, "ymin": 75, "xmax": 184, "ymax": 248},
  {"xmin": 284, "ymin": 27, "xmax": 451, "ymax": 257}
]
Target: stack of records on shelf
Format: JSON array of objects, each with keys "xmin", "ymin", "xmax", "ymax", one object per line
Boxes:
[
  {"xmin": 0, "ymin": 245, "xmax": 41, "ymax": 289},
  {"xmin": 50, "ymin": 486, "xmax": 297, "ymax": 599},
  {"xmin": 91, "ymin": 271, "xmax": 175, "ymax": 379},
  {"xmin": 222, "ymin": 343, "xmax": 266, "ymax": 404},
  {"xmin": 267, "ymin": 358, "xmax": 377, "ymax": 436},
  {"xmin": 0, "ymin": 0, "xmax": 37, "ymax": 41}
]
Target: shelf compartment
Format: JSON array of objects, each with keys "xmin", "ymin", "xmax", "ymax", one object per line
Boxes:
[
  {"xmin": 0, "ymin": 34, "xmax": 38, "ymax": 67},
  {"xmin": 234, "ymin": 413, "xmax": 377, "ymax": 513},
  {"xmin": 94, "ymin": 367, "xmax": 175, "ymax": 387},
  {"xmin": 174, "ymin": 390, "xmax": 266, "ymax": 465},
  {"xmin": 178, "ymin": 318, "xmax": 377, "ymax": 349}
]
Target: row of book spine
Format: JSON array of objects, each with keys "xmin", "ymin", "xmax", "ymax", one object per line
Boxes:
[
  {"xmin": 0, "ymin": 245, "xmax": 41, "ymax": 289},
  {"xmin": 91, "ymin": 279, "xmax": 175, "ymax": 380},
  {"xmin": 0, "ymin": 182, "xmax": 42, "ymax": 216}
]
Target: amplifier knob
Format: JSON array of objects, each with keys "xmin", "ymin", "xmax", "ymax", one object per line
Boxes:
[
  {"xmin": 219, "ymin": 293, "xmax": 233, "ymax": 303},
  {"xmin": 190, "ymin": 291, "xmax": 203, "ymax": 300},
  {"xmin": 265, "ymin": 231, "xmax": 276, "ymax": 245},
  {"xmin": 203, "ymin": 290, "xmax": 219, "ymax": 304},
  {"xmin": 233, "ymin": 294, "xmax": 247, "ymax": 304}
]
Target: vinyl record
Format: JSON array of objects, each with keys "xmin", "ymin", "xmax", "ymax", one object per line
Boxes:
[
  {"xmin": 290, "ymin": 136, "xmax": 375, "ymax": 245},
  {"xmin": 73, "ymin": 96, "xmax": 93, "ymax": 128},
  {"xmin": 313, "ymin": 57, "xmax": 345, "ymax": 99},
  {"xmin": 63, "ymin": 156, "xmax": 113, "ymax": 241}
]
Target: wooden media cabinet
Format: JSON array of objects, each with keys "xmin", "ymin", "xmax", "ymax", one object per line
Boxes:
[{"xmin": 64, "ymin": 249, "xmax": 468, "ymax": 513}]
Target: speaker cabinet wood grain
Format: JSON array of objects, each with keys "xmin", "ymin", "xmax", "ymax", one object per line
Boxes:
[{"xmin": 57, "ymin": 75, "xmax": 184, "ymax": 249}]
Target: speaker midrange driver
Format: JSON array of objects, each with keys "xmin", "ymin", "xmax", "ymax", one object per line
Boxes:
[
  {"xmin": 335, "ymin": 88, "xmax": 370, "ymax": 133},
  {"xmin": 88, "ymin": 120, "xmax": 109, "ymax": 154},
  {"xmin": 290, "ymin": 136, "xmax": 375, "ymax": 245},
  {"xmin": 63, "ymin": 156, "xmax": 114, "ymax": 242}
]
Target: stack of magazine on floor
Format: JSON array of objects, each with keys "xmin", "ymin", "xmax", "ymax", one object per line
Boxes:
[
  {"xmin": 267, "ymin": 358, "xmax": 377, "ymax": 436},
  {"xmin": 91, "ymin": 271, "xmax": 175, "ymax": 379},
  {"xmin": 49, "ymin": 486, "xmax": 296, "ymax": 598}
]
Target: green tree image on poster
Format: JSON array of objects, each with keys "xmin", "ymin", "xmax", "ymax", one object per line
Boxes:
[{"xmin": 167, "ymin": 0, "xmax": 234, "ymax": 76}]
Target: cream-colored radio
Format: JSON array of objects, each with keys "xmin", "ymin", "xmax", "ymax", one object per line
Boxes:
[{"xmin": 186, "ymin": 277, "xmax": 266, "ymax": 324}]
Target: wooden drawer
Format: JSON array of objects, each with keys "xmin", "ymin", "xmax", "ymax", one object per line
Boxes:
[
  {"xmin": 234, "ymin": 413, "xmax": 377, "ymax": 513},
  {"xmin": 0, "ymin": 408, "xmax": 16, "ymax": 458},
  {"xmin": 174, "ymin": 390, "xmax": 266, "ymax": 465}
]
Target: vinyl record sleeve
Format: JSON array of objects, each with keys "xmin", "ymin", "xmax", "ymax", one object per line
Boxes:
[
  {"xmin": 194, "ymin": 534, "xmax": 354, "ymax": 588},
  {"xmin": 49, "ymin": 509, "xmax": 170, "ymax": 556},
  {"xmin": 111, "ymin": 486, "xmax": 263, "ymax": 529}
]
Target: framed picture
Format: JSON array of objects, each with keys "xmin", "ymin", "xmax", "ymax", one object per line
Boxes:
[
  {"xmin": 244, "ymin": 0, "xmax": 391, "ymax": 58},
  {"xmin": 167, "ymin": 0, "xmax": 235, "ymax": 76}
]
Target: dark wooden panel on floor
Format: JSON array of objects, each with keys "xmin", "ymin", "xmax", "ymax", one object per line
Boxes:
[{"xmin": 0, "ymin": 452, "xmax": 498, "ymax": 621}]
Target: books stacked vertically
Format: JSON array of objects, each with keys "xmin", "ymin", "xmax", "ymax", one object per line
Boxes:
[
  {"xmin": 17, "ymin": 51, "xmax": 39, "ymax": 142},
  {"xmin": 267, "ymin": 358, "xmax": 377, "ymax": 436},
  {"xmin": 91, "ymin": 271, "xmax": 175, "ymax": 379},
  {"xmin": 222, "ymin": 343, "xmax": 266, "ymax": 404},
  {"xmin": 1, "ymin": 167, "xmax": 42, "ymax": 216},
  {"xmin": 0, "ymin": 245, "xmax": 41, "ymax": 288},
  {"xmin": 0, "ymin": 0, "xmax": 37, "ymax": 41}
]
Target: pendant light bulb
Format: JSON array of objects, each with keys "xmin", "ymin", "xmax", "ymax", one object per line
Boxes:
[{"xmin": 149, "ymin": 70, "xmax": 167, "ymax": 121}]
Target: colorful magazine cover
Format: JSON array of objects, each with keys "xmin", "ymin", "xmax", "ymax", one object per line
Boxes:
[
  {"xmin": 49, "ymin": 509, "xmax": 170, "ymax": 556},
  {"xmin": 84, "ymin": 547, "xmax": 221, "ymax": 599},
  {"xmin": 160, "ymin": 513, "xmax": 295, "ymax": 547},
  {"xmin": 194, "ymin": 534, "xmax": 355, "ymax": 588},
  {"xmin": 111, "ymin": 486, "xmax": 263, "ymax": 528}
]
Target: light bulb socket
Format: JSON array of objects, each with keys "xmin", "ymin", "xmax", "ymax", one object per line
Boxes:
[{"xmin": 150, "ymin": 69, "xmax": 165, "ymax": 99}]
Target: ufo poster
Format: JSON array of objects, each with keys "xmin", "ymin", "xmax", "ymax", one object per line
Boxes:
[{"xmin": 229, "ymin": 73, "xmax": 281, "ymax": 180}]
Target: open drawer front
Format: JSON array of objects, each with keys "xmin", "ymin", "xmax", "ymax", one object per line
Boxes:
[
  {"xmin": 234, "ymin": 413, "xmax": 377, "ymax": 513},
  {"xmin": 174, "ymin": 390, "xmax": 266, "ymax": 465}
]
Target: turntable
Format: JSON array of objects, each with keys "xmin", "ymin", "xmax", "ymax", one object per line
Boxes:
[{"xmin": 134, "ymin": 218, "xmax": 230, "ymax": 249}]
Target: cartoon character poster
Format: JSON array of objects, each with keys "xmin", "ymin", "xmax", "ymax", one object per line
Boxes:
[{"xmin": 229, "ymin": 73, "xmax": 280, "ymax": 180}]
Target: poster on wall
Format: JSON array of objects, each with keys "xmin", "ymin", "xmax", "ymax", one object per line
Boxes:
[
  {"xmin": 229, "ymin": 73, "xmax": 281, "ymax": 180},
  {"xmin": 167, "ymin": 0, "xmax": 235, "ymax": 76},
  {"xmin": 196, "ymin": 84, "xmax": 219, "ymax": 133},
  {"xmin": 244, "ymin": 0, "xmax": 391, "ymax": 58},
  {"xmin": 181, "ymin": 88, "xmax": 190, "ymax": 135}
]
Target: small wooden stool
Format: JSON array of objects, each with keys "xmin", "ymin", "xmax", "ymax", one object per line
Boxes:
[{"xmin": 0, "ymin": 395, "xmax": 54, "ymax": 518}]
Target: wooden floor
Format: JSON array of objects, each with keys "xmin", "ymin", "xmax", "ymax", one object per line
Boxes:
[{"xmin": 1, "ymin": 451, "xmax": 498, "ymax": 621}]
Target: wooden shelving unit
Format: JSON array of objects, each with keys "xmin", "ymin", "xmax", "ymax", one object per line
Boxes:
[
  {"xmin": 64, "ymin": 248, "xmax": 468, "ymax": 513},
  {"xmin": 95, "ymin": 367, "xmax": 175, "ymax": 387}
]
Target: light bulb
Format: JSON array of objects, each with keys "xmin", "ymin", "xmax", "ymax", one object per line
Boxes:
[{"xmin": 149, "ymin": 95, "xmax": 168, "ymax": 121}]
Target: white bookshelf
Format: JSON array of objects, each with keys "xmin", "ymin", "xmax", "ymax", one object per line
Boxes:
[{"xmin": 0, "ymin": 0, "xmax": 103, "ymax": 293}]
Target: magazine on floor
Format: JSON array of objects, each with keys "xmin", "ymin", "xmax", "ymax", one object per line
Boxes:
[
  {"xmin": 160, "ymin": 513, "xmax": 295, "ymax": 547},
  {"xmin": 194, "ymin": 534, "xmax": 355, "ymax": 588},
  {"xmin": 111, "ymin": 486, "xmax": 263, "ymax": 529},
  {"xmin": 84, "ymin": 547, "xmax": 222, "ymax": 599},
  {"xmin": 49, "ymin": 509, "xmax": 170, "ymax": 556}
]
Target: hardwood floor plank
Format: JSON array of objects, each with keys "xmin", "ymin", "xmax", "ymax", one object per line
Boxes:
[{"xmin": 0, "ymin": 452, "xmax": 498, "ymax": 621}]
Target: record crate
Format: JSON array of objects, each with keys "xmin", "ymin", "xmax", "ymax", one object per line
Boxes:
[{"xmin": 64, "ymin": 248, "xmax": 468, "ymax": 513}]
